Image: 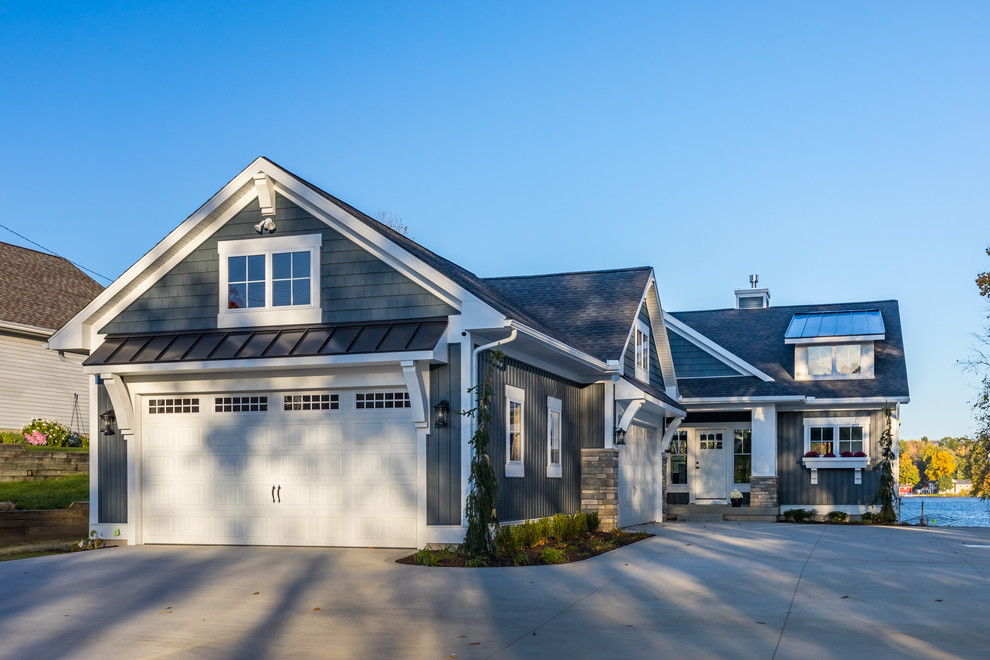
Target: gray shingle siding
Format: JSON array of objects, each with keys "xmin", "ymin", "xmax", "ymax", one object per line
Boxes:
[
  {"xmin": 777, "ymin": 409, "xmax": 887, "ymax": 506},
  {"xmin": 667, "ymin": 330, "xmax": 740, "ymax": 378},
  {"xmin": 100, "ymin": 197, "xmax": 456, "ymax": 334}
]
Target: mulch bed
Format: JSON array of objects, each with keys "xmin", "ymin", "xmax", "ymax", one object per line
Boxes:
[{"xmin": 396, "ymin": 529, "xmax": 652, "ymax": 567}]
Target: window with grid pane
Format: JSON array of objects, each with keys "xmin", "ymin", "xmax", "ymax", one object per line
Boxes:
[
  {"xmin": 734, "ymin": 429, "xmax": 752, "ymax": 484},
  {"xmin": 670, "ymin": 430, "xmax": 688, "ymax": 484}
]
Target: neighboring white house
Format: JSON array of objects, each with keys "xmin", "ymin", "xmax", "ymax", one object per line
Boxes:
[{"xmin": 0, "ymin": 242, "xmax": 103, "ymax": 434}]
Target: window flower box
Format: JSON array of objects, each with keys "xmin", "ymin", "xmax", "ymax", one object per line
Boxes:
[{"xmin": 802, "ymin": 456, "xmax": 869, "ymax": 485}]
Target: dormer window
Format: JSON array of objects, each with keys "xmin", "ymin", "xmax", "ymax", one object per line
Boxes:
[
  {"xmin": 218, "ymin": 234, "xmax": 321, "ymax": 328},
  {"xmin": 634, "ymin": 319, "xmax": 650, "ymax": 382},
  {"xmin": 787, "ymin": 310, "xmax": 883, "ymax": 381}
]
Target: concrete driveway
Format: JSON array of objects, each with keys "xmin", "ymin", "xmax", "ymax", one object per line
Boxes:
[{"xmin": 2, "ymin": 522, "xmax": 989, "ymax": 659}]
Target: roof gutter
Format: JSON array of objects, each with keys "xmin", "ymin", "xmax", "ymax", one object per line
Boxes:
[
  {"xmin": 505, "ymin": 320, "xmax": 614, "ymax": 374},
  {"xmin": 1, "ymin": 320, "xmax": 55, "ymax": 339}
]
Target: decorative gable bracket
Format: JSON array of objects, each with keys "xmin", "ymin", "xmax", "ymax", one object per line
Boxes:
[{"xmin": 253, "ymin": 173, "xmax": 277, "ymax": 217}]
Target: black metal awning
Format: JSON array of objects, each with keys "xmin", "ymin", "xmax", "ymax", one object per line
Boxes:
[{"xmin": 84, "ymin": 318, "xmax": 448, "ymax": 367}]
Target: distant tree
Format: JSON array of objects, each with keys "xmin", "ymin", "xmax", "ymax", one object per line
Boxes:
[
  {"xmin": 937, "ymin": 474, "xmax": 955, "ymax": 492},
  {"xmin": 927, "ymin": 449, "xmax": 957, "ymax": 484},
  {"xmin": 899, "ymin": 457, "xmax": 920, "ymax": 486},
  {"xmin": 968, "ymin": 249, "xmax": 990, "ymax": 498},
  {"xmin": 375, "ymin": 211, "xmax": 410, "ymax": 237}
]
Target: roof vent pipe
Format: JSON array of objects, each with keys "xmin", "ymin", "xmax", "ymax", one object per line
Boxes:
[{"xmin": 750, "ymin": 274, "xmax": 759, "ymax": 289}]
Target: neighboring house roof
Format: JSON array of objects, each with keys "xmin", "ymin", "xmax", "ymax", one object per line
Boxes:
[
  {"xmin": 484, "ymin": 267, "xmax": 653, "ymax": 362},
  {"xmin": 0, "ymin": 242, "xmax": 103, "ymax": 331},
  {"xmin": 669, "ymin": 300, "xmax": 909, "ymax": 400},
  {"xmin": 84, "ymin": 319, "xmax": 448, "ymax": 367}
]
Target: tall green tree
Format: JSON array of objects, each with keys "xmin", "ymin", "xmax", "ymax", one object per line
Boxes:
[
  {"xmin": 873, "ymin": 408, "xmax": 898, "ymax": 523},
  {"xmin": 970, "ymin": 251, "xmax": 990, "ymax": 498},
  {"xmin": 461, "ymin": 349, "xmax": 504, "ymax": 558}
]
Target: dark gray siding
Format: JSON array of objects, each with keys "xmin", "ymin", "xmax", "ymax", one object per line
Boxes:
[
  {"xmin": 478, "ymin": 352, "xmax": 603, "ymax": 521},
  {"xmin": 580, "ymin": 383, "xmax": 605, "ymax": 449},
  {"xmin": 778, "ymin": 409, "xmax": 887, "ymax": 506},
  {"xmin": 623, "ymin": 302, "xmax": 664, "ymax": 389},
  {"xmin": 667, "ymin": 330, "xmax": 739, "ymax": 378},
  {"xmin": 427, "ymin": 344, "xmax": 461, "ymax": 526},
  {"xmin": 96, "ymin": 381, "xmax": 127, "ymax": 523},
  {"xmin": 101, "ymin": 197, "xmax": 456, "ymax": 334}
]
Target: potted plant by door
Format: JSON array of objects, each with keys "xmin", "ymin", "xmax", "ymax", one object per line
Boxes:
[{"xmin": 729, "ymin": 490, "xmax": 743, "ymax": 507}]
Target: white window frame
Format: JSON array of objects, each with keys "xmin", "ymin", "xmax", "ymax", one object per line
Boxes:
[
  {"xmin": 634, "ymin": 318, "xmax": 650, "ymax": 382},
  {"xmin": 546, "ymin": 396, "xmax": 562, "ymax": 478},
  {"xmin": 505, "ymin": 385, "xmax": 525, "ymax": 478},
  {"xmin": 794, "ymin": 342, "xmax": 875, "ymax": 380},
  {"xmin": 803, "ymin": 416, "xmax": 871, "ymax": 456},
  {"xmin": 217, "ymin": 233, "xmax": 322, "ymax": 328}
]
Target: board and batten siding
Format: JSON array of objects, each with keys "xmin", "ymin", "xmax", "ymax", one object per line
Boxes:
[
  {"xmin": 96, "ymin": 381, "xmax": 127, "ymax": 523},
  {"xmin": 0, "ymin": 332, "xmax": 89, "ymax": 433},
  {"xmin": 623, "ymin": 304, "xmax": 665, "ymax": 390},
  {"xmin": 427, "ymin": 344, "xmax": 461, "ymax": 526},
  {"xmin": 101, "ymin": 197, "xmax": 456, "ymax": 334},
  {"xmin": 478, "ymin": 351, "xmax": 603, "ymax": 522},
  {"xmin": 667, "ymin": 330, "xmax": 740, "ymax": 378},
  {"xmin": 777, "ymin": 409, "xmax": 887, "ymax": 507}
]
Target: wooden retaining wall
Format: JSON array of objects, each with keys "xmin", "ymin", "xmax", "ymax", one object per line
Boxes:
[
  {"xmin": 0, "ymin": 445, "xmax": 89, "ymax": 482},
  {"xmin": 0, "ymin": 501, "xmax": 88, "ymax": 544}
]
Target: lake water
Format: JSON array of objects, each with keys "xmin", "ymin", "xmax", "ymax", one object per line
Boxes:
[{"xmin": 899, "ymin": 497, "xmax": 990, "ymax": 527}]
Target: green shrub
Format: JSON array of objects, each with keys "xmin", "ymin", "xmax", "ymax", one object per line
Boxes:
[
  {"xmin": 860, "ymin": 511, "xmax": 877, "ymax": 523},
  {"xmin": 586, "ymin": 511, "xmax": 600, "ymax": 532},
  {"xmin": 465, "ymin": 555, "xmax": 489, "ymax": 568},
  {"xmin": 0, "ymin": 431, "xmax": 25, "ymax": 445},
  {"xmin": 824, "ymin": 511, "xmax": 848, "ymax": 523},
  {"xmin": 540, "ymin": 547, "xmax": 566, "ymax": 564},
  {"xmin": 782, "ymin": 508, "xmax": 817, "ymax": 523},
  {"xmin": 413, "ymin": 549, "xmax": 440, "ymax": 566},
  {"xmin": 513, "ymin": 551, "xmax": 530, "ymax": 566}
]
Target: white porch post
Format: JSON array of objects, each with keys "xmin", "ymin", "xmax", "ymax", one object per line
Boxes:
[{"xmin": 751, "ymin": 404, "xmax": 777, "ymax": 477}]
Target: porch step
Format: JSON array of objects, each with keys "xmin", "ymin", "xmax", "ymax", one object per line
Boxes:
[{"xmin": 667, "ymin": 504, "xmax": 781, "ymax": 523}]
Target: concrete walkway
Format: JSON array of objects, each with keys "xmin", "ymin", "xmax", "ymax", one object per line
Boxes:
[{"xmin": 2, "ymin": 522, "xmax": 989, "ymax": 659}]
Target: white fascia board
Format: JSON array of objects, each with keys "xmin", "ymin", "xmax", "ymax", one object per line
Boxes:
[
  {"xmin": 506, "ymin": 320, "xmax": 613, "ymax": 374},
  {"xmin": 802, "ymin": 396, "xmax": 910, "ymax": 405},
  {"xmin": 0, "ymin": 321, "xmax": 54, "ymax": 338},
  {"xmin": 50, "ymin": 159, "xmax": 270, "ymax": 352},
  {"xmin": 615, "ymin": 377, "xmax": 685, "ymax": 417},
  {"xmin": 644, "ymin": 274, "xmax": 679, "ymax": 397},
  {"xmin": 271, "ymin": 178, "xmax": 465, "ymax": 311},
  {"xmin": 785, "ymin": 334, "xmax": 884, "ymax": 345},
  {"xmin": 662, "ymin": 313, "xmax": 775, "ymax": 383},
  {"xmin": 679, "ymin": 395, "xmax": 807, "ymax": 405},
  {"xmin": 84, "ymin": 350, "xmax": 439, "ymax": 376}
]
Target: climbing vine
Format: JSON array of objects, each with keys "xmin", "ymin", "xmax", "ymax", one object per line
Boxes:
[
  {"xmin": 872, "ymin": 407, "xmax": 898, "ymax": 524},
  {"xmin": 460, "ymin": 348, "xmax": 504, "ymax": 558}
]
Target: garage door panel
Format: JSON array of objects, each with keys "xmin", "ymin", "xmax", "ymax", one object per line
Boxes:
[{"xmin": 142, "ymin": 389, "xmax": 418, "ymax": 548}]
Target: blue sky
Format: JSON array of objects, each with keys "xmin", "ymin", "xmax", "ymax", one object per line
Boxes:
[{"xmin": 1, "ymin": 2, "xmax": 987, "ymax": 441}]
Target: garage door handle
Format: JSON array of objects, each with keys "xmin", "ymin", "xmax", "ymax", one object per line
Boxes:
[
  {"xmin": 271, "ymin": 485, "xmax": 276, "ymax": 503},
  {"xmin": 277, "ymin": 485, "xmax": 281, "ymax": 503}
]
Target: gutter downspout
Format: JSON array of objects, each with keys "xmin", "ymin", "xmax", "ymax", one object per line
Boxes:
[{"xmin": 469, "ymin": 328, "xmax": 519, "ymax": 433}]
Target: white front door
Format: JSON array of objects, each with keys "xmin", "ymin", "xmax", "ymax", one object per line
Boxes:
[
  {"xmin": 140, "ymin": 390, "xmax": 418, "ymax": 548},
  {"xmin": 694, "ymin": 429, "xmax": 727, "ymax": 500}
]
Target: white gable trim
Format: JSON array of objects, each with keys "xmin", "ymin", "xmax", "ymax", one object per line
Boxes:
[
  {"xmin": 50, "ymin": 157, "xmax": 490, "ymax": 353},
  {"xmin": 663, "ymin": 313, "xmax": 775, "ymax": 383},
  {"xmin": 621, "ymin": 273, "xmax": 679, "ymax": 398}
]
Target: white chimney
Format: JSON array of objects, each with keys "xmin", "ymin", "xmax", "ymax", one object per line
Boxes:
[{"xmin": 735, "ymin": 274, "xmax": 770, "ymax": 309}]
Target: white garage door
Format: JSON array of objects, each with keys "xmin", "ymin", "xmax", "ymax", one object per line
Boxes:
[
  {"xmin": 141, "ymin": 390, "xmax": 417, "ymax": 548},
  {"xmin": 618, "ymin": 424, "xmax": 659, "ymax": 527}
]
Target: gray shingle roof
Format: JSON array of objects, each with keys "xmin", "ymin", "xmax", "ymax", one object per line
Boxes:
[
  {"xmin": 0, "ymin": 242, "xmax": 104, "ymax": 331},
  {"xmin": 484, "ymin": 268, "xmax": 653, "ymax": 362},
  {"xmin": 669, "ymin": 300, "xmax": 909, "ymax": 400}
]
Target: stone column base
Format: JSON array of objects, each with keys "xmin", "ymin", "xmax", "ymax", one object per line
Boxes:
[
  {"xmin": 581, "ymin": 448, "xmax": 619, "ymax": 529},
  {"xmin": 750, "ymin": 476, "xmax": 779, "ymax": 508}
]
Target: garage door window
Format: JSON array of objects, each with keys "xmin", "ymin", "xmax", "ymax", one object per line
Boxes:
[
  {"xmin": 148, "ymin": 398, "xmax": 200, "ymax": 414},
  {"xmin": 214, "ymin": 395, "xmax": 269, "ymax": 413},
  {"xmin": 355, "ymin": 392, "xmax": 410, "ymax": 409},
  {"xmin": 283, "ymin": 393, "xmax": 339, "ymax": 411}
]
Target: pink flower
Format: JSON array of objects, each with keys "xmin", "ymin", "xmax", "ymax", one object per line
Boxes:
[{"xmin": 24, "ymin": 430, "xmax": 47, "ymax": 446}]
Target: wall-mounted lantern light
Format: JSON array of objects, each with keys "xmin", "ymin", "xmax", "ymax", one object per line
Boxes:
[
  {"xmin": 433, "ymin": 400, "xmax": 450, "ymax": 428},
  {"xmin": 100, "ymin": 409, "xmax": 117, "ymax": 436},
  {"xmin": 614, "ymin": 427, "xmax": 626, "ymax": 445}
]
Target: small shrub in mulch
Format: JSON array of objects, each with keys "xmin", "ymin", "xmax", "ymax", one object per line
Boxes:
[{"xmin": 397, "ymin": 512, "xmax": 652, "ymax": 567}]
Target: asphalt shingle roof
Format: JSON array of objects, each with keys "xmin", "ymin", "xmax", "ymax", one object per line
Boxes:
[
  {"xmin": 669, "ymin": 300, "xmax": 909, "ymax": 400},
  {"xmin": 0, "ymin": 242, "xmax": 104, "ymax": 331},
  {"xmin": 484, "ymin": 268, "xmax": 653, "ymax": 362}
]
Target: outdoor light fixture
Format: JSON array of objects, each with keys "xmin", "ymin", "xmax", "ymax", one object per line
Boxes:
[
  {"xmin": 614, "ymin": 427, "xmax": 626, "ymax": 445},
  {"xmin": 433, "ymin": 400, "xmax": 450, "ymax": 428},
  {"xmin": 253, "ymin": 217, "xmax": 276, "ymax": 234},
  {"xmin": 99, "ymin": 409, "xmax": 116, "ymax": 436}
]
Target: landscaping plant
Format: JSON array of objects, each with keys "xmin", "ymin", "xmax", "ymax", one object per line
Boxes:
[{"xmin": 872, "ymin": 407, "xmax": 898, "ymax": 524}]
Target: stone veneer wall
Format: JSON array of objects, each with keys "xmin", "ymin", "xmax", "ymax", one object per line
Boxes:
[
  {"xmin": 750, "ymin": 476, "xmax": 779, "ymax": 508},
  {"xmin": 0, "ymin": 445, "xmax": 89, "ymax": 482},
  {"xmin": 581, "ymin": 448, "xmax": 619, "ymax": 529}
]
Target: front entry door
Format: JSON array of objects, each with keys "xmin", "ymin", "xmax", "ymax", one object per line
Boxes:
[{"xmin": 694, "ymin": 430, "xmax": 727, "ymax": 500}]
